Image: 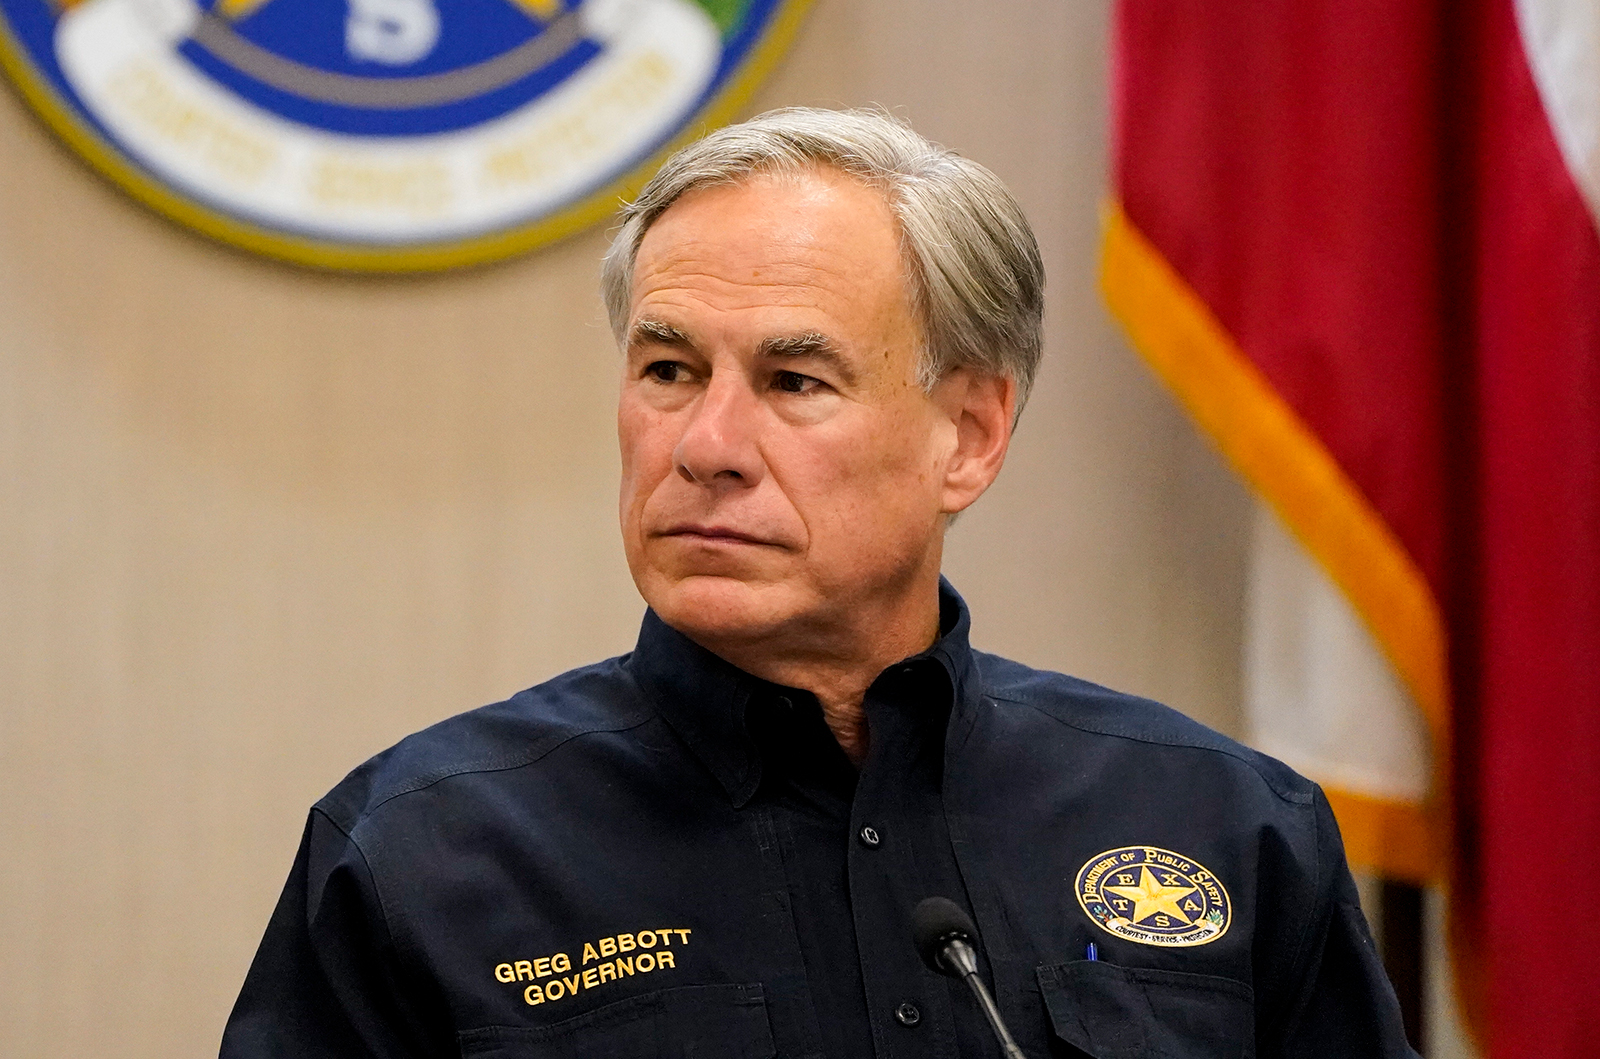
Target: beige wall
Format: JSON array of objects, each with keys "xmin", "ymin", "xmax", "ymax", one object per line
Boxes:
[{"xmin": 0, "ymin": 2, "xmax": 1252, "ymax": 1055}]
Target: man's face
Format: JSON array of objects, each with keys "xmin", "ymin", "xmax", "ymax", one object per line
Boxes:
[{"xmin": 616, "ymin": 168, "xmax": 961, "ymax": 651}]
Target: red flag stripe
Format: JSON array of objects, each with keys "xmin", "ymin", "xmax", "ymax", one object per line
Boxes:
[
  {"xmin": 1107, "ymin": 0, "xmax": 1600, "ymax": 1050},
  {"xmin": 1455, "ymin": 0, "xmax": 1600, "ymax": 1051},
  {"xmin": 1101, "ymin": 203, "xmax": 1446, "ymax": 885}
]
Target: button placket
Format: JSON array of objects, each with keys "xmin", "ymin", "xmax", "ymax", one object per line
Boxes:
[{"xmin": 848, "ymin": 663, "xmax": 968, "ymax": 1059}]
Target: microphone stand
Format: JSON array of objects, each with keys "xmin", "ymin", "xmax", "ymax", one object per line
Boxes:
[
  {"xmin": 912, "ymin": 896, "xmax": 1028, "ymax": 1059},
  {"xmin": 938, "ymin": 933, "xmax": 1027, "ymax": 1059}
]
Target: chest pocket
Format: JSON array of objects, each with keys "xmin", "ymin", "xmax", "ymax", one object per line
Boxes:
[
  {"xmin": 458, "ymin": 983, "xmax": 774, "ymax": 1059},
  {"xmin": 1037, "ymin": 961, "xmax": 1254, "ymax": 1059}
]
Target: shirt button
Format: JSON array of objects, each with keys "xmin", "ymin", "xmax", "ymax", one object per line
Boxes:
[
  {"xmin": 775, "ymin": 695, "xmax": 793, "ymax": 711},
  {"xmin": 858, "ymin": 825, "xmax": 882, "ymax": 848},
  {"xmin": 895, "ymin": 1001, "xmax": 921, "ymax": 1026}
]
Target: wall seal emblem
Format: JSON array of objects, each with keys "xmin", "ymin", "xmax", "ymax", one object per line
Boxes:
[
  {"xmin": 0, "ymin": 0, "xmax": 808, "ymax": 269},
  {"xmin": 1074, "ymin": 845, "xmax": 1232, "ymax": 948}
]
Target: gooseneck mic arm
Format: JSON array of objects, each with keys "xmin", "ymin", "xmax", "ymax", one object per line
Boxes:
[{"xmin": 911, "ymin": 897, "xmax": 1028, "ymax": 1059}]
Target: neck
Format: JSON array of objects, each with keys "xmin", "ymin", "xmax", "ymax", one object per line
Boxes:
[{"xmin": 697, "ymin": 580, "xmax": 944, "ymax": 766}]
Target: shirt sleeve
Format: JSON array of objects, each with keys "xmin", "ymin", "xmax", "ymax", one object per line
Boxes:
[
  {"xmin": 220, "ymin": 809, "xmax": 455, "ymax": 1059},
  {"xmin": 1273, "ymin": 788, "xmax": 1421, "ymax": 1059}
]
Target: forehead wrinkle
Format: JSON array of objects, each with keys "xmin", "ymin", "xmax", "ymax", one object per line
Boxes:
[
  {"xmin": 649, "ymin": 261, "xmax": 860, "ymax": 298},
  {"xmin": 633, "ymin": 270, "xmax": 847, "ymax": 321},
  {"xmin": 640, "ymin": 229, "xmax": 879, "ymax": 293}
]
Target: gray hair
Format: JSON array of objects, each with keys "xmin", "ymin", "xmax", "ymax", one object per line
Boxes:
[{"xmin": 600, "ymin": 107, "xmax": 1045, "ymax": 415}]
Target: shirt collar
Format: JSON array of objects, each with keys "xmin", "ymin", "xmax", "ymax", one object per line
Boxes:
[{"xmin": 625, "ymin": 578, "xmax": 980, "ymax": 807}]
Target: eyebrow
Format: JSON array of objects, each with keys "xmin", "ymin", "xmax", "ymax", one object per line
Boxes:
[
  {"xmin": 758, "ymin": 331, "xmax": 858, "ymax": 386},
  {"xmin": 628, "ymin": 318, "xmax": 694, "ymax": 350},
  {"xmin": 629, "ymin": 320, "xmax": 859, "ymax": 387}
]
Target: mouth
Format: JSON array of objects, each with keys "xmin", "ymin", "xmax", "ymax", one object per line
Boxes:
[{"xmin": 659, "ymin": 524, "xmax": 778, "ymax": 547}]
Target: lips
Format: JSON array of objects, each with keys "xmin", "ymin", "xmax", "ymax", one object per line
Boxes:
[{"xmin": 660, "ymin": 524, "xmax": 779, "ymax": 547}]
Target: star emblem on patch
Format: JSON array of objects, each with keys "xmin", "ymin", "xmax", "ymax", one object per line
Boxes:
[{"xmin": 1074, "ymin": 846, "xmax": 1231, "ymax": 947}]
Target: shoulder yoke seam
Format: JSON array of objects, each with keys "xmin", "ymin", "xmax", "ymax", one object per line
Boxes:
[
  {"xmin": 336, "ymin": 707, "xmax": 658, "ymax": 827},
  {"xmin": 987, "ymin": 692, "xmax": 1313, "ymax": 807}
]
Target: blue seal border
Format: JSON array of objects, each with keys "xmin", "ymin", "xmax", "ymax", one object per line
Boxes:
[{"xmin": 0, "ymin": 0, "xmax": 813, "ymax": 271}]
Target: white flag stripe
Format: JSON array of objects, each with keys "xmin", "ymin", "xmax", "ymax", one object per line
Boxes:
[
  {"xmin": 1243, "ymin": 501, "xmax": 1431, "ymax": 804},
  {"xmin": 1515, "ymin": 0, "xmax": 1600, "ymax": 227}
]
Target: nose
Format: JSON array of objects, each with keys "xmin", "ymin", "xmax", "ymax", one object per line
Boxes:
[{"xmin": 674, "ymin": 371, "xmax": 766, "ymax": 489}]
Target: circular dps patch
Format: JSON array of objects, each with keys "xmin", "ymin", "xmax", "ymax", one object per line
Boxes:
[
  {"xmin": 1075, "ymin": 846, "xmax": 1231, "ymax": 948},
  {"xmin": 0, "ymin": 0, "xmax": 808, "ymax": 269}
]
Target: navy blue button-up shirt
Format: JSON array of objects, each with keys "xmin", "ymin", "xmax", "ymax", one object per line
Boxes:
[{"xmin": 222, "ymin": 583, "xmax": 1416, "ymax": 1058}]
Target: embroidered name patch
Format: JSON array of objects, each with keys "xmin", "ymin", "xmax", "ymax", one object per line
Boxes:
[
  {"xmin": 493, "ymin": 927, "xmax": 691, "ymax": 1007},
  {"xmin": 1075, "ymin": 846, "xmax": 1231, "ymax": 947}
]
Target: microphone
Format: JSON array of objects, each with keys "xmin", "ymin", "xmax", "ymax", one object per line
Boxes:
[{"xmin": 911, "ymin": 897, "xmax": 1027, "ymax": 1059}]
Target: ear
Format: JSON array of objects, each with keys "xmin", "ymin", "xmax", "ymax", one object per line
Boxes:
[{"xmin": 932, "ymin": 369, "xmax": 1016, "ymax": 515}]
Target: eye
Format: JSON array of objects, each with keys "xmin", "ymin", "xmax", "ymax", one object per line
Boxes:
[
  {"xmin": 645, "ymin": 361, "xmax": 689, "ymax": 383},
  {"xmin": 772, "ymin": 370, "xmax": 821, "ymax": 394}
]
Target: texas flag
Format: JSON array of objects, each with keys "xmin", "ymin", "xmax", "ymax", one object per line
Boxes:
[{"xmin": 1102, "ymin": 1, "xmax": 1600, "ymax": 1054}]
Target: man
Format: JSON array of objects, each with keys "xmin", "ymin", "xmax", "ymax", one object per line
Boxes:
[{"xmin": 223, "ymin": 109, "xmax": 1417, "ymax": 1058}]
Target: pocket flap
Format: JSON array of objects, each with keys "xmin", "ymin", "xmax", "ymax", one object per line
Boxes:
[
  {"xmin": 459, "ymin": 983, "xmax": 774, "ymax": 1059},
  {"xmin": 1036, "ymin": 961, "xmax": 1254, "ymax": 1059}
]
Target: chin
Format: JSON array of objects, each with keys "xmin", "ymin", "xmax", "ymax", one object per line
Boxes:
[{"xmin": 642, "ymin": 573, "xmax": 803, "ymax": 646}]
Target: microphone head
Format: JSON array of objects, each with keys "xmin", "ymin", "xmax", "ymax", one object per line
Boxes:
[{"xmin": 911, "ymin": 896, "xmax": 978, "ymax": 974}]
